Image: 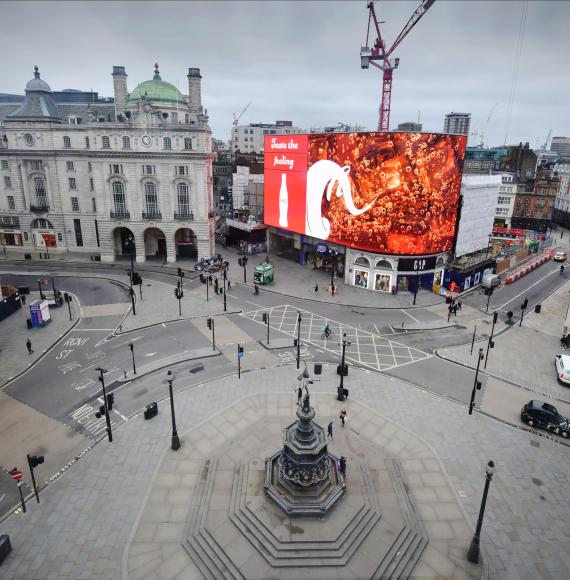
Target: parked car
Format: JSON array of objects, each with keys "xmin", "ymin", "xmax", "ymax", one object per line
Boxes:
[
  {"xmin": 555, "ymin": 354, "xmax": 570, "ymax": 384},
  {"xmin": 554, "ymin": 251, "xmax": 567, "ymax": 261},
  {"xmin": 520, "ymin": 400, "xmax": 570, "ymax": 438}
]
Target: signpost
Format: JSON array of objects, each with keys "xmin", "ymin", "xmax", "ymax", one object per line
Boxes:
[{"xmin": 9, "ymin": 468, "xmax": 26, "ymax": 513}]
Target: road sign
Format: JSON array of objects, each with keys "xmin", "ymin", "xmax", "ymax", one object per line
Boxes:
[{"xmin": 10, "ymin": 469, "xmax": 23, "ymax": 481}]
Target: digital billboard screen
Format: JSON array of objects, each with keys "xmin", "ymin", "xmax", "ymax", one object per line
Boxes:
[{"xmin": 264, "ymin": 132, "xmax": 467, "ymax": 256}]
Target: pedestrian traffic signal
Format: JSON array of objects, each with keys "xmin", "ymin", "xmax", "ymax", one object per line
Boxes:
[
  {"xmin": 522, "ymin": 298, "xmax": 528, "ymax": 310},
  {"xmin": 95, "ymin": 404, "xmax": 106, "ymax": 419},
  {"xmin": 177, "ymin": 268, "xmax": 183, "ymax": 277},
  {"xmin": 238, "ymin": 345, "xmax": 244, "ymax": 355},
  {"xmin": 200, "ymin": 273, "xmax": 205, "ymax": 284},
  {"xmin": 238, "ymin": 258, "xmax": 242, "ymax": 267},
  {"xmin": 174, "ymin": 288, "xmax": 178, "ymax": 299},
  {"xmin": 208, "ymin": 275, "xmax": 213, "ymax": 285},
  {"xmin": 132, "ymin": 272, "xmax": 142, "ymax": 286},
  {"xmin": 129, "ymin": 343, "xmax": 134, "ymax": 352},
  {"xmin": 106, "ymin": 393, "xmax": 115, "ymax": 410},
  {"xmin": 28, "ymin": 455, "xmax": 44, "ymax": 469},
  {"xmin": 262, "ymin": 313, "xmax": 268, "ymax": 324},
  {"xmin": 207, "ymin": 318, "xmax": 213, "ymax": 330},
  {"xmin": 476, "ymin": 380, "xmax": 482, "ymax": 390},
  {"xmin": 493, "ymin": 312, "xmax": 498, "ymax": 324},
  {"xmin": 243, "ymin": 256, "xmax": 248, "ymax": 266}
]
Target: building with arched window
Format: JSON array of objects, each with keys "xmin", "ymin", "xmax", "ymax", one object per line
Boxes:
[{"xmin": 0, "ymin": 64, "xmax": 214, "ymax": 262}]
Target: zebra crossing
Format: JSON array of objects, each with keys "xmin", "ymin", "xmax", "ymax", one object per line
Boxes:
[{"xmin": 241, "ymin": 304, "xmax": 431, "ymax": 372}]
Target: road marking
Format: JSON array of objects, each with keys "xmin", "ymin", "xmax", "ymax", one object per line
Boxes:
[
  {"xmin": 74, "ymin": 328, "xmax": 115, "ymax": 332},
  {"xmin": 400, "ymin": 309, "xmax": 420, "ymax": 323},
  {"xmin": 145, "ymin": 352, "xmax": 158, "ymax": 357},
  {"xmin": 495, "ymin": 267, "xmax": 560, "ymax": 310},
  {"xmin": 0, "ymin": 494, "xmax": 5, "ymax": 504},
  {"xmin": 113, "ymin": 408, "xmax": 129, "ymax": 421},
  {"xmin": 110, "ymin": 335, "xmax": 145, "ymax": 349}
]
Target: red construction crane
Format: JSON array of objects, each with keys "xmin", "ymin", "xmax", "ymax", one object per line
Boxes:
[{"xmin": 361, "ymin": 0, "xmax": 435, "ymax": 132}]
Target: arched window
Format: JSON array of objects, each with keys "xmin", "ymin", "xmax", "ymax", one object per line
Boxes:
[
  {"xmin": 145, "ymin": 182, "xmax": 158, "ymax": 215},
  {"xmin": 177, "ymin": 182, "xmax": 190, "ymax": 217},
  {"xmin": 354, "ymin": 256, "xmax": 370, "ymax": 267},
  {"xmin": 34, "ymin": 176, "xmax": 47, "ymax": 207},
  {"xmin": 163, "ymin": 137, "xmax": 172, "ymax": 150},
  {"xmin": 184, "ymin": 137, "xmax": 192, "ymax": 150},
  {"xmin": 31, "ymin": 218, "xmax": 53, "ymax": 229},
  {"xmin": 112, "ymin": 181, "xmax": 126, "ymax": 215},
  {"xmin": 375, "ymin": 259, "xmax": 392, "ymax": 269}
]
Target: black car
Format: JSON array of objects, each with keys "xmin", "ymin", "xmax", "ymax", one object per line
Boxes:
[{"xmin": 521, "ymin": 400, "xmax": 570, "ymax": 438}]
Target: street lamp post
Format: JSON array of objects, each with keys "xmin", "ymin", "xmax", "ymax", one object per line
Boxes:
[
  {"xmin": 484, "ymin": 312, "xmax": 498, "ymax": 368},
  {"xmin": 467, "ymin": 460, "xmax": 496, "ymax": 564},
  {"xmin": 37, "ymin": 279, "xmax": 45, "ymax": 300},
  {"xmin": 95, "ymin": 367, "xmax": 113, "ymax": 443},
  {"xmin": 338, "ymin": 333, "xmax": 351, "ymax": 400},
  {"xmin": 223, "ymin": 267, "xmax": 227, "ymax": 312},
  {"xmin": 166, "ymin": 371, "xmax": 181, "ymax": 450},
  {"xmin": 330, "ymin": 249, "xmax": 337, "ymax": 289},
  {"xmin": 519, "ymin": 298, "xmax": 528, "ymax": 327},
  {"xmin": 413, "ymin": 267, "xmax": 419, "ymax": 306},
  {"xmin": 51, "ymin": 277, "xmax": 57, "ymax": 300},
  {"xmin": 128, "ymin": 237, "xmax": 136, "ymax": 316},
  {"xmin": 296, "ymin": 311, "xmax": 302, "ymax": 369},
  {"xmin": 129, "ymin": 342, "xmax": 136, "ymax": 375},
  {"xmin": 468, "ymin": 348, "xmax": 484, "ymax": 415}
]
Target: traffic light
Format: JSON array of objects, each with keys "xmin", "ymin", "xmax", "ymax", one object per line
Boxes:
[
  {"xmin": 209, "ymin": 275, "xmax": 213, "ymax": 285},
  {"xmin": 178, "ymin": 268, "xmax": 182, "ymax": 277},
  {"xmin": 493, "ymin": 312, "xmax": 498, "ymax": 324},
  {"xmin": 207, "ymin": 318, "xmax": 213, "ymax": 330},
  {"xmin": 262, "ymin": 313, "xmax": 268, "ymax": 324},
  {"xmin": 199, "ymin": 273, "xmax": 205, "ymax": 284},
  {"xmin": 133, "ymin": 272, "xmax": 142, "ymax": 285},
  {"xmin": 174, "ymin": 288, "xmax": 179, "ymax": 299},
  {"xmin": 106, "ymin": 393, "xmax": 115, "ymax": 410},
  {"xmin": 129, "ymin": 343, "xmax": 134, "ymax": 352},
  {"xmin": 238, "ymin": 258, "xmax": 243, "ymax": 267},
  {"xmin": 95, "ymin": 404, "xmax": 106, "ymax": 419},
  {"xmin": 238, "ymin": 345, "xmax": 244, "ymax": 355},
  {"xmin": 476, "ymin": 380, "xmax": 482, "ymax": 390},
  {"xmin": 522, "ymin": 298, "xmax": 528, "ymax": 310},
  {"xmin": 28, "ymin": 455, "xmax": 44, "ymax": 468},
  {"xmin": 243, "ymin": 256, "xmax": 248, "ymax": 266},
  {"xmin": 64, "ymin": 292, "xmax": 72, "ymax": 303}
]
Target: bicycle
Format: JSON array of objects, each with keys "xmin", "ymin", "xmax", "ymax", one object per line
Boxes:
[{"xmin": 321, "ymin": 328, "xmax": 333, "ymax": 340}]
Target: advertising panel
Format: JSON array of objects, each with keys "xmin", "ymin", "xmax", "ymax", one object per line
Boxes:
[{"xmin": 264, "ymin": 132, "xmax": 467, "ymax": 256}]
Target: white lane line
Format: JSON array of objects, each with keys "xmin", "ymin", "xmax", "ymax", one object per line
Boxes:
[
  {"xmin": 110, "ymin": 335, "xmax": 145, "ymax": 349},
  {"xmin": 495, "ymin": 267, "xmax": 560, "ymax": 310},
  {"xmin": 0, "ymin": 494, "xmax": 5, "ymax": 504},
  {"xmin": 401, "ymin": 309, "xmax": 420, "ymax": 323},
  {"xmin": 74, "ymin": 329, "xmax": 115, "ymax": 332},
  {"xmin": 113, "ymin": 408, "xmax": 129, "ymax": 422}
]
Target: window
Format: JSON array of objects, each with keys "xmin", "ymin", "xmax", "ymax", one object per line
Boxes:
[
  {"xmin": 171, "ymin": 112, "xmax": 178, "ymax": 124},
  {"xmin": 88, "ymin": 162, "xmax": 92, "ymax": 172},
  {"xmin": 102, "ymin": 136, "xmax": 110, "ymax": 149},
  {"xmin": 1, "ymin": 160, "xmax": 8, "ymax": 169},
  {"xmin": 24, "ymin": 133, "xmax": 34, "ymax": 146},
  {"xmin": 7, "ymin": 195, "xmax": 15, "ymax": 210},
  {"xmin": 109, "ymin": 164, "xmax": 123, "ymax": 174},
  {"xmin": 63, "ymin": 136, "xmax": 71, "ymax": 148},
  {"xmin": 74, "ymin": 218, "xmax": 83, "ymax": 247},
  {"xmin": 184, "ymin": 137, "xmax": 192, "ymax": 150},
  {"xmin": 163, "ymin": 137, "xmax": 172, "ymax": 150},
  {"xmin": 143, "ymin": 165, "xmax": 155, "ymax": 175},
  {"xmin": 145, "ymin": 182, "xmax": 158, "ymax": 214},
  {"xmin": 122, "ymin": 136, "xmax": 130, "ymax": 149},
  {"xmin": 112, "ymin": 181, "xmax": 126, "ymax": 214},
  {"xmin": 34, "ymin": 176, "xmax": 47, "ymax": 206},
  {"xmin": 497, "ymin": 196, "xmax": 511, "ymax": 205},
  {"xmin": 67, "ymin": 161, "xmax": 74, "ymax": 171},
  {"xmin": 89, "ymin": 177, "xmax": 94, "ymax": 191},
  {"xmin": 85, "ymin": 136, "xmax": 90, "ymax": 149},
  {"xmin": 71, "ymin": 197, "xmax": 80, "ymax": 211},
  {"xmin": 68, "ymin": 177, "xmax": 77, "ymax": 190},
  {"xmin": 177, "ymin": 182, "xmax": 190, "ymax": 214},
  {"xmin": 4, "ymin": 176, "xmax": 12, "ymax": 189},
  {"xmin": 176, "ymin": 165, "xmax": 188, "ymax": 175},
  {"xmin": 92, "ymin": 197, "xmax": 97, "ymax": 212},
  {"xmin": 30, "ymin": 160, "xmax": 41, "ymax": 171}
]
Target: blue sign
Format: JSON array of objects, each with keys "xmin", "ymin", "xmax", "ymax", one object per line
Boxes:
[
  {"xmin": 238, "ymin": 352, "xmax": 244, "ymax": 359},
  {"xmin": 315, "ymin": 243, "xmax": 328, "ymax": 254}
]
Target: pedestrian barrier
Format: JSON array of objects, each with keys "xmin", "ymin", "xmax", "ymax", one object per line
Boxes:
[{"xmin": 504, "ymin": 253, "xmax": 551, "ymax": 284}]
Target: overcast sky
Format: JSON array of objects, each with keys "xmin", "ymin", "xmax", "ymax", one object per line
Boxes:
[{"xmin": 2, "ymin": 1, "xmax": 568, "ymax": 147}]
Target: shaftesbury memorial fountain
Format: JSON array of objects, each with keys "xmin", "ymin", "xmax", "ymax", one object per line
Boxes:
[{"xmin": 264, "ymin": 372, "xmax": 345, "ymax": 515}]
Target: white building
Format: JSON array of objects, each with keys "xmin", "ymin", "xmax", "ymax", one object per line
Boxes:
[
  {"xmin": 231, "ymin": 120, "xmax": 302, "ymax": 154},
  {"xmin": 455, "ymin": 174, "xmax": 501, "ymax": 256},
  {"xmin": 443, "ymin": 112, "xmax": 471, "ymax": 136},
  {"xmin": 551, "ymin": 137, "xmax": 570, "ymax": 157},
  {"xmin": 553, "ymin": 158, "xmax": 570, "ymax": 213},
  {"xmin": 494, "ymin": 173, "xmax": 517, "ymax": 228},
  {"xmin": 0, "ymin": 65, "xmax": 214, "ymax": 263}
]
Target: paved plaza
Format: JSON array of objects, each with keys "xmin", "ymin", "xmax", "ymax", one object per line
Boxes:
[{"xmin": 1, "ymin": 364, "xmax": 569, "ymax": 579}]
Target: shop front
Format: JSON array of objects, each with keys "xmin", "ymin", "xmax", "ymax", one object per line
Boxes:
[
  {"xmin": 0, "ymin": 231, "xmax": 23, "ymax": 246},
  {"xmin": 301, "ymin": 238, "xmax": 345, "ymax": 278},
  {"xmin": 30, "ymin": 218, "xmax": 57, "ymax": 248},
  {"xmin": 346, "ymin": 249, "xmax": 397, "ymax": 293},
  {"xmin": 269, "ymin": 228, "xmax": 300, "ymax": 262}
]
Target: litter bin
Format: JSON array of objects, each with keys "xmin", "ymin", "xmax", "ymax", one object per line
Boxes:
[
  {"xmin": 337, "ymin": 363, "xmax": 348, "ymax": 377},
  {"xmin": 534, "ymin": 304, "xmax": 542, "ymax": 313},
  {"xmin": 0, "ymin": 534, "xmax": 12, "ymax": 565},
  {"xmin": 314, "ymin": 363, "xmax": 322, "ymax": 375},
  {"xmin": 24, "ymin": 253, "xmax": 32, "ymax": 260},
  {"xmin": 144, "ymin": 402, "xmax": 158, "ymax": 420}
]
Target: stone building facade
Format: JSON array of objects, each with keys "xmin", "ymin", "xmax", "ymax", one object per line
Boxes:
[{"xmin": 0, "ymin": 65, "xmax": 214, "ymax": 263}]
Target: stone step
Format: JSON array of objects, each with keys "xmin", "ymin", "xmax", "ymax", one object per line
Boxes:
[
  {"xmin": 194, "ymin": 528, "xmax": 246, "ymax": 580},
  {"xmin": 373, "ymin": 527, "xmax": 417, "ymax": 579},
  {"xmin": 394, "ymin": 532, "xmax": 429, "ymax": 579},
  {"xmin": 183, "ymin": 538, "xmax": 221, "ymax": 580}
]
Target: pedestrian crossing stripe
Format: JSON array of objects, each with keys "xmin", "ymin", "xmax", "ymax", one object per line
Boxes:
[
  {"xmin": 69, "ymin": 404, "xmax": 118, "ymax": 436},
  {"xmin": 241, "ymin": 304, "xmax": 431, "ymax": 371}
]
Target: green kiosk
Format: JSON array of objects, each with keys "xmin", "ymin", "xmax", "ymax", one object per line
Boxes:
[{"xmin": 254, "ymin": 262, "xmax": 275, "ymax": 285}]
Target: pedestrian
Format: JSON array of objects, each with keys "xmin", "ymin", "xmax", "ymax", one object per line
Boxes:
[
  {"xmin": 26, "ymin": 338, "xmax": 33, "ymax": 354},
  {"xmin": 327, "ymin": 421, "xmax": 333, "ymax": 439},
  {"xmin": 561, "ymin": 336, "xmax": 567, "ymax": 349},
  {"xmin": 296, "ymin": 385, "xmax": 303, "ymax": 405},
  {"xmin": 452, "ymin": 304, "xmax": 458, "ymax": 316},
  {"xmin": 20, "ymin": 294, "xmax": 26, "ymax": 305},
  {"xmin": 339, "ymin": 456, "xmax": 347, "ymax": 477},
  {"xmin": 457, "ymin": 300, "xmax": 462, "ymax": 311},
  {"xmin": 339, "ymin": 408, "xmax": 347, "ymax": 427},
  {"xmin": 314, "ymin": 282, "xmax": 318, "ymax": 293}
]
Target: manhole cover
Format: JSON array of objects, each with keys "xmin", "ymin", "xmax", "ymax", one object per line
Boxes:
[{"xmin": 532, "ymin": 477, "xmax": 543, "ymax": 486}]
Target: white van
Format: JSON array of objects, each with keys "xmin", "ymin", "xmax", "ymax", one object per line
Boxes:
[{"xmin": 481, "ymin": 274, "xmax": 500, "ymax": 289}]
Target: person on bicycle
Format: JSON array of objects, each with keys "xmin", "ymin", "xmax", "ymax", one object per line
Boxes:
[{"xmin": 322, "ymin": 323, "xmax": 331, "ymax": 338}]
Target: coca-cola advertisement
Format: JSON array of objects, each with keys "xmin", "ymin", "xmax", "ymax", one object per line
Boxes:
[{"xmin": 264, "ymin": 132, "xmax": 467, "ymax": 256}]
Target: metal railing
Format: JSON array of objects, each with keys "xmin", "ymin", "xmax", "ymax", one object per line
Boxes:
[
  {"xmin": 142, "ymin": 211, "xmax": 162, "ymax": 220},
  {"xmin": 174, "ymin": 211, "xmax": 194, "ymax": 220},
  {"xmin": 30, "ymin": 204, "xmax": 49, "ymax": 213},
  {"xmin": 110, "ymin": 210, "xmax": 130, "ymax": 219}
]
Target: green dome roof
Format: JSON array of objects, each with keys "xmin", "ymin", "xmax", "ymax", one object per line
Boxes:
[{"xmin": 128, "ymin": 64, "xmax": 187, "ymax": 105}]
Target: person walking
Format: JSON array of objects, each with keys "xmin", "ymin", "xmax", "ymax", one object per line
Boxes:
[
  {"xmin": 457, "ymin": 300, "xmax": 462, "ymax": 311},
  {"xmin": 339, "ymin": 408, "xmax": 347, "ymax": 427},
  {"xmin": 314, "ymin": 282, "xmax": 319, "ymax": 293},
  {"xmin": 327, "ymin": 421, "xmax": 333, "ymax": 439},
  {"xmin": 339, "ymin": 456, "xmax": 347, "ymax": 477},
  {"xmin": 26, "ymin": 338, "xmax": 33, "ymax": 354},
  {"xmin": 561, "ymin": 335, "xmax": 568, "ymax": 349},
  {"xmin": 296, "ymin": 386, "xmax": 303, "ymax": 405}
]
